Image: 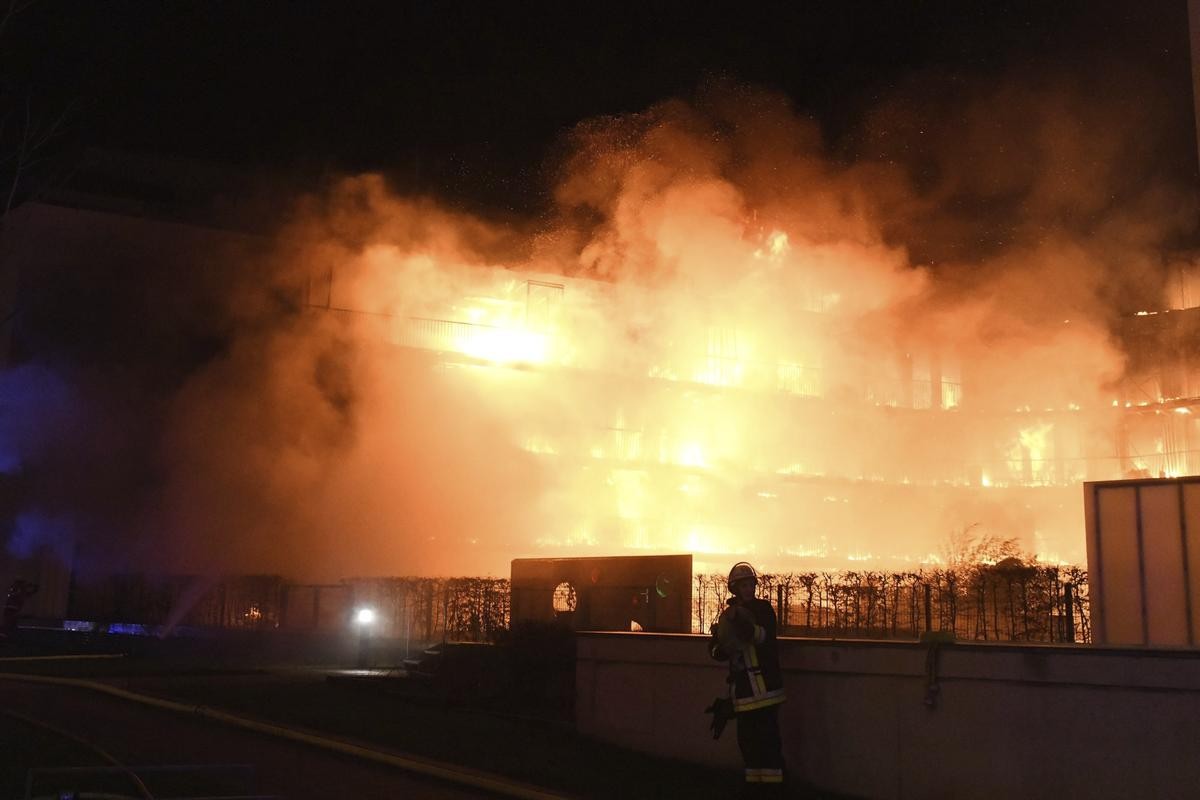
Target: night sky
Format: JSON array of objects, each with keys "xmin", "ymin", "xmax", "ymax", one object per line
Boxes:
[{"xmin": 4, "ymin": 1, "xmax": 1195, "ymax": 215}]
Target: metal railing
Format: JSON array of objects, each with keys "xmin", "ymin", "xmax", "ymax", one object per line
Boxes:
[
  {"xmin": 66, "ymin": 568, "xmax": 1089, "ymax": 644},
  {"xmin": 346, "ymin": 576, "xmax": 510, "ymax": 642},
  {"xmin": 695, "ymin": 565, "xmax": 1090, "ymax": 643}
]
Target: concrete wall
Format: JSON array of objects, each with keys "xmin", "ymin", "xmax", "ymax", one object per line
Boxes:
[{"xmin": 577, "ymin": 632, "xmax": 1200, "ymax": 799}]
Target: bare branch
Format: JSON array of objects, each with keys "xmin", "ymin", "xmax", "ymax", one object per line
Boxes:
[
  {"xmin": 2, "ymin": 90, "xmax": 83, "ymax": 216},
  {"xmin": 0, "ymin": 111, "xmax": 9, "ymax": 162},
  {"xmin": 26, "ymin": 95, "xmax": 79, "ymax": 152},
  {"xmin": 0, "ymin": 0, "xmax": 37, "ymax": 42}
]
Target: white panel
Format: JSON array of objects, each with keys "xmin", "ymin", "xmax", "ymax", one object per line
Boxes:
[
  {"xmin": 1083, "ymin": 484, "xmax": 1103, "ymax": 640},
  {"xmin": 1097, "ymin": 487, "xmax": 1144, "ymax": 645},
  {"xmin": 1183, "ymin": 483, "xmax": 1200, "ymax": 646},
  {"xmin": 1138, "ymin": 485, "xmax": 1189, "ymax": 646}
]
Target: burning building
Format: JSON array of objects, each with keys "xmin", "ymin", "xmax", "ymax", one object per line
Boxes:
[
  {"xmin": 295, "ymin": 227, "xmax": 1200, "ymax": 576},
  {"xmin": 3, "ymin": 73, "xmax": 1200, "ymax": 584}
]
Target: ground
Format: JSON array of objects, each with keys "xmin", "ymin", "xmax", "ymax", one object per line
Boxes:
[
  {"xmin": 0, "ymin": 629, "xmax": 843, "ymax": 799},
  {"xmin": 1, "ymin": 681, "xmax": 482, "ymax": 799}
]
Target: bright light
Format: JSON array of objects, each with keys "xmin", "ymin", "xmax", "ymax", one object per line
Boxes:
[
  {"xmin": 677, "ymin": 442, "xmax": 707, "ymax": 468},
  {"xmin": 459, "ymin": 327, "xmax": 547, "ymax": 365},
  {"xmin": 355, "ymin": 607, "xmax": 376, "ymax": 626}
]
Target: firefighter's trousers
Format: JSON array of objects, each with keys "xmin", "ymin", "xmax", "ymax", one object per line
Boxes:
[{"xmin": 736, "ymin": 703, "xmax": 783, "ymax": 794}]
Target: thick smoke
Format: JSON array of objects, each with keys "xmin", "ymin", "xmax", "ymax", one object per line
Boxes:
[
  {"xmin": 5, "ymin": 74, "xmax": 1196, "ymax": 579},
  {"xmin": 144, "ymin": 185, "xmax": 547, "ymax": 578}
]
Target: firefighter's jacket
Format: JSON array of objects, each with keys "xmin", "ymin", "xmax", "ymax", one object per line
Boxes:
[{"xmin": 708, "ymin": 597, "xmax": 786, "ymax": 713}]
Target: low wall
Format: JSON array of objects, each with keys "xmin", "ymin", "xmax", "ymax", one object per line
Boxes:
[{"xmin": 576, "ymin": 633, "xmax": 1200, "ymax": 799}]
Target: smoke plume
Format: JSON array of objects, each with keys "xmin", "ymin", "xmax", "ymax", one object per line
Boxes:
[{"xmin": 5, "ymin": 72, "xmax": 1196, "ymax": 579}]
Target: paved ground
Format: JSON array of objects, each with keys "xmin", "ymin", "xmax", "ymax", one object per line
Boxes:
[
  {"xmin": 0, "ymin": 682, "xmax": 500, "ymax": 799},
  {"xmin": 0, "ymin": 631, "xmax": 839, "ymax": 799},
  {"xmin": 101, "ymin": 669, "xmax": 740, "ymax": 798}
]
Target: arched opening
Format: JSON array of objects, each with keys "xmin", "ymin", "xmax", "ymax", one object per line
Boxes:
[{"xmin": 552, "ymin": 581, "xmax": 577, "ymax": 614}]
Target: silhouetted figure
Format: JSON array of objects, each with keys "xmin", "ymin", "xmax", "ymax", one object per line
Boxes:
[
  {"xmin": 1, "ymin": 579, "xmax": 39, "ymax": 642},
  {"xmin": 709, "ymin": 562, "xmax": 785, "ymax": 797}
]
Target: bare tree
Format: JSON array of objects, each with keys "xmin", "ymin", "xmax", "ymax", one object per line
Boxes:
[
  {"xmin": 0, "ymin": 0, "xmax": 82, "ymax": 219},
  {"xmin": 0, "ymin": 0, "xmax": 81, "ymax": 362},
  {"xmin": 939, "ymin": 522, "xmax": 1024, "ymax": 569},
  {"xmin": 1, "ymin": 87, "xmax": 76, "ymax": 217},
  {"xmin": 0, "ymin": 0, "xmax": 35, "ymax": 41}
]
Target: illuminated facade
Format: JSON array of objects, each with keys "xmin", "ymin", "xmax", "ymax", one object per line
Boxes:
[
  {"xmin": 6, "ymin": 156, "xmax": 1200, "ymax": 576},
  {"xmin": 308, "ymin": 256, "xmax": 1200, "ymax": 571}
]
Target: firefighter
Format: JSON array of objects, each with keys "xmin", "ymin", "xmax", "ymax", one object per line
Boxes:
[
  {"xmin": 1, "ymin": 579, "xmax": 39, "ymax": 642},
  {"xmin": 709, "ymin": 562, "xmax": 785, "ymax": 795}
]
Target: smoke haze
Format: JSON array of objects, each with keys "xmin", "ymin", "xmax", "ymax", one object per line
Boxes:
[{"xmin": 4, "ymin": 72, "xmax": 1197, "ymax": 580}]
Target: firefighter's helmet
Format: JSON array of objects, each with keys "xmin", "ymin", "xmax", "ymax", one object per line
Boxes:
[{"xmin": 727, "ymin": 561, "xmax": 758, "ymax": 592}]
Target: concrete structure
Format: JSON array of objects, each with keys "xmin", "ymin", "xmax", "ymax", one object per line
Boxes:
[
  {"xmin": 577, "ymin": 632, "xmax": 1200, "ymax": 799},
  {"xmin": 511, "ymin": 554, "xmax": 692, "ymax": 632},
  {"xmin": 1085, "ymin": 476, "xmax": 1200, "ymax": 646}
]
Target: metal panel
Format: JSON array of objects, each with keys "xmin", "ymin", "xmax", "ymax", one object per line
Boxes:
[
  {"xmin": 1087, "ymin": 477, "xmax": 1200, "ymax": 647},
  {"xmin": 1139, "ymin": 485, "xmax": 1189, "ymax": 645},
  {"xmin": 1184, "ymin": 483, "xmax": 1200, "ymax": 645},
  {"xmin": 1083, "ymin": 483, "xmax": 1105, "ymax": 641},
  {"xmin": 1096, "ymin": 486, "xmax": 1144, "ymax": 644}
]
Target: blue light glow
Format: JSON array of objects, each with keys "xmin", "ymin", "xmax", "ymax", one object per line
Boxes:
[
  {"xmin": 7, "ymin": 511, "xmax": 73, "ymax": 560},
  {"xmin": 0, "ymin": 364, "xmax": 73, "ymax": 476}
]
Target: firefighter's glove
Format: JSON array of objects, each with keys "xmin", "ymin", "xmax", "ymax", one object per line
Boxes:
[{"xmin": 704, "ymin": 697, "xmax": 734, "ymax": 740}]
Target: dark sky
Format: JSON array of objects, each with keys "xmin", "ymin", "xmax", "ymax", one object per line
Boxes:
[{"xmin": 4, "ymin": 1, "xmax": 1196, "ymax": 211}]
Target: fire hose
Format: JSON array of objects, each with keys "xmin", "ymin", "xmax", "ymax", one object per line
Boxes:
[
  {"xmin": 1, "ymin": 704, "xmax": 155, "ymax": 800},
  {"xmin": 0, "ymin": 671, "xmax": 568, "ymax": 800}
]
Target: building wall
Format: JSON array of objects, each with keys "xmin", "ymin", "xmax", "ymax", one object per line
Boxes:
[
  {"xmin": 576, "ymin": 632, "xmax": 1200, "ymax": 800},
  {"xmin": 511, "ymin": 554, "xmax": 692, "ymax": 633}
]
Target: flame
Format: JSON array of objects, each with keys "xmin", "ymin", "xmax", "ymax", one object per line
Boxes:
[
  {"xmin": 1019, "ymin": 424, "xmax": 1052, "ymax": 461},
  {"xmin": 459, "ymin": 327, "xmax": 548, "ymax": 365},
  {"xmin": 754, "ymin": 230, "xmax": 791, "ymax": 261},
  {"xmin": 677, "ymin": 442, "xmax": 708, "ymax": 468},
  {"xmin": 161, "ymin": 87, "xmax": 1200, "ymax": 582},
  {"xmin": 321, "ymin": 238, "xmax": 1129, "ymax": 569},
  {"xmin": 297, "ymin": 226, "xmax": 1171, "ymax": 568}
]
